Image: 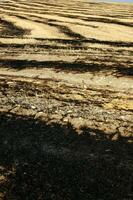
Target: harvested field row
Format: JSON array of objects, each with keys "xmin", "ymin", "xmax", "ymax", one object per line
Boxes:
[
  {"xmin": 0, "ymin": 1, "xmax": 133, "ymax": 199},
  {"xmin": 0, "ymin": 0, "xmax": 133, "ymax": 75}
]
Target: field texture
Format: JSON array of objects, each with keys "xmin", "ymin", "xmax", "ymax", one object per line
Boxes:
[{"xmin": 0, "ymin": 0, "xmax": 133, "ymax": 199}]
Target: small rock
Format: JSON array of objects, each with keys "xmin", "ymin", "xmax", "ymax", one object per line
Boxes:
[
  {"xmin": 31, "ymin": 105, "xmax": 36, "ymax": 109},
  {"xmin": 128, "ymin": 140, "xmax": 133, "ymax": 143},
  {"xmin": 118, "ymin": 127, "xmax": 125, "ymax": 133},
  {"xmin": 51, "ymin": 114, "xmax": 62, "ymax": 121},
  {"xmin": 67, "ymin": 110, "xmax": 73, "ymax": 114},
  {"xmin": 112, "ymin": 134, "xmax": 119, "ymax": 141},
  {"xmin": 123, "ymin": 122, "xmax": 128, "ymax": 127},
  {"xmin": 34, "ymin": 112, "xmax": 44, "ymax": 119},
  {"xmin": 10, "ymin": 105, "xmax": 20, "ymax": 113},
  {"xmin": 105, "ymin": 149, "xmax": 111, "ymax": 152},
  {"xmin": 63, "ymin": 118, "xmax": 69, "ymax": 122},
  {"xmin": 120, "ymin": 131, "xmax": 132, "ymax": 138}
]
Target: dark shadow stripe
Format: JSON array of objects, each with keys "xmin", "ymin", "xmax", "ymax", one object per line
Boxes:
[
  {"xmin": 0, "ymin": 43, "xmax": 87, "ymax": 50},
  {"xmin": 81, "ymin": 16, "xmax": 133, "ymax": 28},
  {"xmin": 0, "ymin": 18, "xmax": 29, "ymax": 37},
  {"xmin": 35, "ymin": 38, "xmax": 133, "ymax": 47},
  {"xmin": 0, "ymin": 59, "xmax": 132, "ymax": 76}
]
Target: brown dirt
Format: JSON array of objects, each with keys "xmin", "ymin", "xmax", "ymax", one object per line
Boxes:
[{"xmin": 0, "ymin": 0, "xmax": 133, "ymax": 199}]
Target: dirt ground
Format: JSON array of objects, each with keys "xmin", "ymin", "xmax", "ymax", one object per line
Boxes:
[
  {"xmin": 0, "ymin": 73, "xmax": 133, "ymax": 200},
  {"xmin": 0, "ymin": 113, "xmax": 133, "ymax": 200},
  {"xmin": 0, "ymin": 0, "xmax": 133, "ymax": 199}
]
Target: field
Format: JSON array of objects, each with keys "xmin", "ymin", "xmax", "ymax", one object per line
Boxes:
[{"xmin": 0, "ymin": 0, "xmax": 133, "ymax": 199}]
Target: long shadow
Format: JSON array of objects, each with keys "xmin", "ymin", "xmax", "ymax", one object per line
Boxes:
[
  {"xmin": 0, "ymin": 59, "xmax": 110, "ymax": 72},
  {"xmin": 0, "ymin": 113, "xmax": 133, "ymax": 200},
  {"xmin": 1, "ymin": 59, "xmax": 133, "ymax": 77},
  {"xmin": 0, "ymin": 18, "xmax": 28, "ymax": 38}
]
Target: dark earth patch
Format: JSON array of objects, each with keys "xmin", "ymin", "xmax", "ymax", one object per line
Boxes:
[{"xmin": 0, "ymin": 113, "xmax": 133, "ymax": 200}]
